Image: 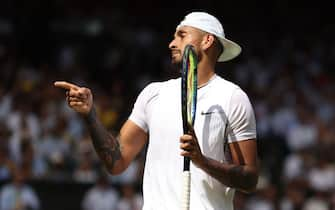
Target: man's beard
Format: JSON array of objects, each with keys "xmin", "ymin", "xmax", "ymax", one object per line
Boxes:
[
  {"xmin": 170, "ymin": 59, "xmax": 183, "ymax": 75},
  {"xmin": 172, "ymin": 54, "xmax": 200, "ymax": 73}
]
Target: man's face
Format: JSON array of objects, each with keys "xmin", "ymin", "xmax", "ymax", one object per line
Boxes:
[{"xmin": 168, "ymin": 26, "xmax": 204, "ymax": 65}]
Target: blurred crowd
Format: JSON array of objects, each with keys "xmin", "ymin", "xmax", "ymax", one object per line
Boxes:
[
  {"xmin": 0, "ymin": 4, "xmax": 335, "ymax": 210},
  {"xmin": 233, "ymin": 38, "xmax": 335, "ymax": 210}
]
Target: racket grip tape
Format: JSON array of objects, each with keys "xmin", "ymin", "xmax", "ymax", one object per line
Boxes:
[{"xmin": 181, "ymin": 171, "xmax": 191, "ymax": 210}]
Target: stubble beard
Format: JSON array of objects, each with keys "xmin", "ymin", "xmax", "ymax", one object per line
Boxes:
[{"xmin": 171, "ymin": 58, "xmax": 183, "ymax": 74}]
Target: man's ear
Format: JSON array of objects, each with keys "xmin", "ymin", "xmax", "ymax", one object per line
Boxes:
[{"xmin": 201, "ymin": 34, "xmax": 215, "ymax": 51}]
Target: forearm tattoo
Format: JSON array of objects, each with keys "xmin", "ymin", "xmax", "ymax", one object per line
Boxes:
[
  {"xmin": 84, "ymin": 107, "xmax": 121, "ymax": 170},
  {"xmin": 203, "ymin": 158, "xmax": 257, "ymax": 192}
]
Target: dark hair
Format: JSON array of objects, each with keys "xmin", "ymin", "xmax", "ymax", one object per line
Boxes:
[{"xmin": 214, "ymin": 37, "xmax": 224, "ymax": 59}]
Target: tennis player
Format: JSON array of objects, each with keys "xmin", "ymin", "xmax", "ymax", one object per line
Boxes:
[{"xmin": 55, "ymin": 12, "xmax": 258, "ymax": 210}]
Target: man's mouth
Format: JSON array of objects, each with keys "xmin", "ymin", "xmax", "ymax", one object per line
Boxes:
[{"xmin": 171, "ymin": 50, "xmax": 181, "ymax": 56}]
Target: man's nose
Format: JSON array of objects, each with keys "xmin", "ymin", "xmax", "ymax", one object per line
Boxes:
[{"xmin": 169, "ymin": 39, "xmax": 176, "ymax": 49}]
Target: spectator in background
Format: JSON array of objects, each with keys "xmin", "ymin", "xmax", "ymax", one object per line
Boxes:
[
  {"xmin": 81, "ymin": 172, "xmax": 118, "ymax": 210},
  {"xmin": 116, "ymin": 184, "xmax": 143, "ymax": 210},
  {"xmin": 285, "ymin": 105, "xmax": 318, "ymax": 152},
  {"xmin": 73, "ymin": 151, "xmax": 98, "ymax": 183},
  {"xmin": 0, "ymin": 146, "xmax": 15, "ymax": 182},
  {"xmin": 280, "ymin": 179, "xmax": 307, "ymax": 210},
  {"xmin": 38, "ymin": 116, "xmax": 72, "ymax": 181},
  {"xmin": 245, "ymin": 184, "xmax": 277, "ymax": 210},
  {"xmin": 307, "ymin": 153, "xmax": 335, "ymax": 193},
  {"xmin": 0, "ymin": 85, "xmax": 12, "ymax": 121},
  {"xmin": 7, "ymin": 92, "xmax": 41, "ymax": 165},
  {"xmin": 0, "ymin": 168, "xmax": 40, "ymax": 210},
  {"xmin": 20, "ymin": 137, "xmax": 47, "ymax": 179},
  {"xmin": 0, "ymin": 123, "xmax": 15, "ymax": 182}
]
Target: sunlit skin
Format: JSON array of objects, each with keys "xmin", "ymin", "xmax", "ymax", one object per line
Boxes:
[
  {"xmin": 168, "ymin": 26, "xmax": 220, "ymax": 88},
  {"xmin": 169, "ymin": 27, "xmax": 204, "ymax": 64}
]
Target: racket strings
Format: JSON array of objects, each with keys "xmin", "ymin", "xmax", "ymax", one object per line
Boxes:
[
  {"xmin": 186, "ymin": 52, "xmax": 197, "ymax": 126},
  {"xmin": 181, "ymin": 44, "xmax": 198, "ymax": 134}
]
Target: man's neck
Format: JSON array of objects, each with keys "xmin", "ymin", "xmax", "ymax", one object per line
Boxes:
[{"xmin": 197, "ymin": 61, "xmax": 216, "ymax": 87}]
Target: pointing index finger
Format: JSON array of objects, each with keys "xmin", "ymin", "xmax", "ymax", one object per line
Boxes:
[{"xmin": 54, "ymin": 81, "xmax": 80, "ymax": 90}]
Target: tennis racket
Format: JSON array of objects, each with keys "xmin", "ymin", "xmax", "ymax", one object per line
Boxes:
[{"xmin": 181, "ymin": 44, "xmax": 198, "ymax": 210}]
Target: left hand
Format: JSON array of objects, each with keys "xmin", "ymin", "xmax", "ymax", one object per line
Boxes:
[{"xmin": 180, "ymin": 124, "xmax": 205, "ymax": 167}]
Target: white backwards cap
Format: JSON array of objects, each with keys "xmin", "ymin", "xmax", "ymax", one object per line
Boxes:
[{"xmin": 177, "ymin": 12, "xmax": 241, "ymax": 62}]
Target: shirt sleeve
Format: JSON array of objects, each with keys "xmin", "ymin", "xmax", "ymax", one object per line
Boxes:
[
  {"xmin": 226, "ymin": 88, "xmax": 257, "ymax": 143},
  {"xmin": 128, "ymin": 83, "xmax": 159, "ymax": 133}
]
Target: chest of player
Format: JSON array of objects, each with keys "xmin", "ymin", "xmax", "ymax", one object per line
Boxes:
[{"xmin": 146, "ymin": 85, "xmax": 230, "ymax": 160}]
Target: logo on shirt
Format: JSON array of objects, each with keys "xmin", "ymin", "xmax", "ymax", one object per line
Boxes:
[{"xmin": 200, "ymin": 111, "xmax": 215, "ymax": 115}]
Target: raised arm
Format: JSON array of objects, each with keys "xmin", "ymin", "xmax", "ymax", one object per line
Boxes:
[{"xmin": 54, "ymin": 81, "xmax": 148, "ymax": 174}]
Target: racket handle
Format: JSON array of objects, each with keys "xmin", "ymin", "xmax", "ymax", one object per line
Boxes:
[
  {"xmin": 184, "ymin": 157, "xmax": 190, "ymax": 171},
  {"xmin": 181, "ymin": 171, "xmax": 191, "ymax": 210}
]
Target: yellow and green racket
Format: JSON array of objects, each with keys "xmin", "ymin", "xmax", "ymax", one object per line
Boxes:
[{"xmin": 181, "ymin": 44, "xmax": 198, "ymax": 210}]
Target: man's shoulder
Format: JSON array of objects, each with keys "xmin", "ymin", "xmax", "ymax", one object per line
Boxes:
[
  {"xmin": 141, "ymin": 78, "xmax": 180, "ymax": 92},
  {"xmin": 212, "ymin": 75, "xmax": 241, "ymax": 94},
  {"xmin": 147, "ymin": 78, "xmax": 180, "ymax": 87},
  {"xmin": 136, "ymin": 78, "xmax": 179, "ymax": 101}
]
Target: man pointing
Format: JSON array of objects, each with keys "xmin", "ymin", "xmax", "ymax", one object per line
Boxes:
[{"xmin": 55, "ymin": 11, "xmax": 258, "ymax": 210}]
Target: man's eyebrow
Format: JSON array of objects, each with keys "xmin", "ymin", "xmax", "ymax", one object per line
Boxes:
[
  {"xmin": 176, "ymin": 29, "xmax": 187, "ymax": 36},
  {"xmin": 172, "ymin": 29, "xmax": 187, "ymax": 39}
]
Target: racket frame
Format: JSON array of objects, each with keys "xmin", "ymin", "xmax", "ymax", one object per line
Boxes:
[{"xmin": 180, "ymin": 44, "xmax": 198, "ymax": 210}]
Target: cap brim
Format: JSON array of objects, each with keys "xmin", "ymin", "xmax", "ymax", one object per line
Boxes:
[{"xmin": 218, "ymin": 37, "xmax": 242, "ymax": 62}]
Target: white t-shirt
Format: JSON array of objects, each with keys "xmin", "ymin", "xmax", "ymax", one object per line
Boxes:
[{"xmin": 129, "ymin": 74, "xmax": 256, "ymax": 210}]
